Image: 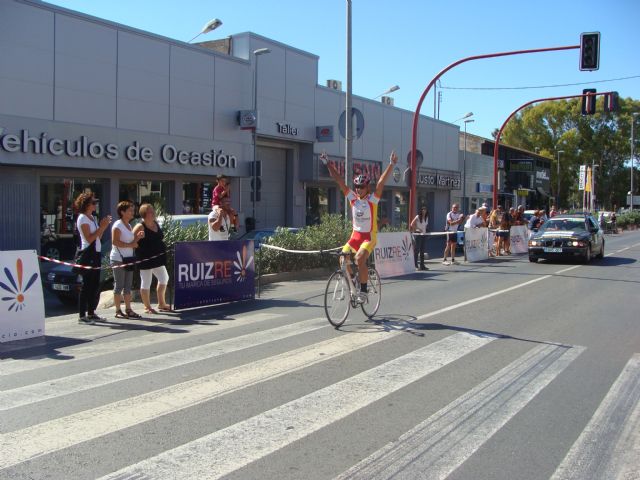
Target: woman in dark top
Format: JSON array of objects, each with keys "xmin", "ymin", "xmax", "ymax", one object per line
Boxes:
[{"xmin": 132, "ymin": 204, "xmax": 171, "ymax": 313}]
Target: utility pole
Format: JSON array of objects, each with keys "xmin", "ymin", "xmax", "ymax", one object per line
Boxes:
[{"xmin": 345, "ymin": 0, "xmax": 352, "ymax": 219}]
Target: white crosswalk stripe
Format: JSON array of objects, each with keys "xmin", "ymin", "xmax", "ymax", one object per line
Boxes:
[
  {"xmin": 96, "ymin": 331, "xmax": 496, "ymax": 480},
  {"xmin": 550, "ymin": 354, "xmax": 640, "ymax": 480}
]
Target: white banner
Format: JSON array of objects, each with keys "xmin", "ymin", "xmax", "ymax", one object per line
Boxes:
[
  {"xmin": 372, "ymin": 232, "xmax": 415, "ymax": 278},
  {"xmin": 509, "ymin": 226, "xmax": 529, "ymax": 254},
  {"xmin": 578, "ymin": 165, "xmax": 586, "ymax": 191},
  {"xmin": 0, "ymin": 250, "xmax": 45, "ymax": 342},
  {"xmin": 464, "ymin": 228, "xmax": 489, "ymax": 262}
]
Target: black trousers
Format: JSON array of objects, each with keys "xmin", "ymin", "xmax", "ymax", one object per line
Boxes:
[
  {"xmin": 78, "ymin": 252, "xmax": 101, "ymax": 317},
  {"xmin": 414, "ymin": 235, "xmax": 427, "ymax": 267}
]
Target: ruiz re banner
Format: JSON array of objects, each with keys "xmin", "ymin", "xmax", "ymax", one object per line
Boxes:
[
  {"xmin": 174, "ymin": 240, "xmax": 255, "ymax": 310},
  {"xmin": 372, "ymin": 232, "xmax": 415, "ymax": 278}
]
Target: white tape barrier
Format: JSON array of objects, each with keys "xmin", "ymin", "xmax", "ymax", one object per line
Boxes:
[{"xmin": 259, "ymin": 244, "xmax": 342, "ymax": 254}]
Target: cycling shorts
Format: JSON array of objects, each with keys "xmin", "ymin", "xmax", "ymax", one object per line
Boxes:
[{"xmin": 343, "ymin": 231, "xmax": 376, "ymax": 255}]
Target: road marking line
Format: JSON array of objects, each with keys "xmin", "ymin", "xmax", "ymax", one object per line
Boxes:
[
  {"xmin": 336, "ymin": 343, "xmax": 584, "ymax": 480},
  {"xmin": 95, "ymin": 332, "xmax": 495, "ymax": 480},
  {"xmin": 1, "ymin": 313, "xmax": 284, "ymax": 375},
  {"xmin": 0, "ymin": 325, "xmax": 406, "ymax": 470},
  {"xmin": 554, "ymin": 265, "xmax": 582, "ymax": 275},
  {"xmin": 550, "ymin": 354, "xmax": 640, "ymax": 480},
  {"xmin": 0, "ymin": 317, "xmax": 327, "ymax": 410}
]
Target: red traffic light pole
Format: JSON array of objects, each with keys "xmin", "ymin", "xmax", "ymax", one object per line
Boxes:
[
  {"xmin": 492, "ymin": 91, "xmax": 614, "ymax": 208},
  {"xmin": 409, "ymin": 44, "xmax": 579, "ymax": 224}
]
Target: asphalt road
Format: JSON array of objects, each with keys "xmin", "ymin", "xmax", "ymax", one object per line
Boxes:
[{"xmin": 1, "ymin": 231, "xmax": 639, "ymax": 480}]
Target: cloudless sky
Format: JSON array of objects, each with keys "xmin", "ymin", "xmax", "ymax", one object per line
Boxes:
[{"xmin": 45, "ymin": 0, "xmax": 639, "ymax": 140}]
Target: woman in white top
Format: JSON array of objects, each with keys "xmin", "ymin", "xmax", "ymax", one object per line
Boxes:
[
  {"xmin": 75, "ymin": 193, "xmax": 112, "ymax": 324},
  {"xmin": 410, "ymin": 206, "xmax": 429, "ymax": 271},
  {"xmin": 110, "ymin": 201, "xmax": 144, "ymax": 319}
]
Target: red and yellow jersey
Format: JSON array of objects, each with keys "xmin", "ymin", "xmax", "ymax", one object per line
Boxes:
[{"xmin": 347, "ymin": 191, "xmax": 380, "ymax": 234}]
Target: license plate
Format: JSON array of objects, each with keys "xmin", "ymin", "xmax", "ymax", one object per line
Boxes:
[
  {"xmin": 52, "ymin": 283, "xmax": 70, "ymax": 291},
  {"xmin": 543, "ymin": 247, "xmax": 562, "ymax": 253}
]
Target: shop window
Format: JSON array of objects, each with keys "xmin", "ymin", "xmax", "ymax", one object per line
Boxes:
[
  {"xmin": 182, "ymin": 182, "xmax": 214, "ymax": 215},
  {"xmin": 306, "ymin": 187, "xmax": 329, "ymax": 225},
  {"xmin": 119, "ymin": 180, "xmax": 171, "ymax": 216},
  {"xmin": 40, "ymin": 177, "xmax": 108, "ymax": 260}
]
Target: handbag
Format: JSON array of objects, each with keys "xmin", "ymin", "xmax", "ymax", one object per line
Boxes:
[
  {"xmin": 115, "ymin": 246, "xmax": 137, "ymax": 272},
  {"xmin": 72, "ymin": 241, "xmax": 96, "ymax": 274}
]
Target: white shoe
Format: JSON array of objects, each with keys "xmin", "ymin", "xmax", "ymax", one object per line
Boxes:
[
  {"xmin": 451, "ymin": 260, "xmax": 460, "ymax": 265},
  {"xmin": 442, "ymin": 260, "xmax": 451, "ymax": 266},
  {"xmin": 356, "ymin": 292, "xmax": 368, "ymax": 304}
]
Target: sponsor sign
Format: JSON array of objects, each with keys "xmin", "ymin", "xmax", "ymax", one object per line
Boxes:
[
  {"xmin": 0, "ymin": 250, "xmax": 45, "ymax": 342},
  {"xmin": 464, "ymin": 228, "xmax": 489, "ymax": 262},
  {"xmin": 509, "ymin": 226, "xmax": 529, "ymax": 254},
  {"xmin": 372, "ymin": 232, "xmax": 414, "ymax": 278},
  {"xmin": 316, "ymin": 126, "xmax": 334, "ymax": 142},
  {"xmin": 321, "ymin": 158, "xmax": 382, "ymax": 184},
  {"xmin": 173, "ymin": 240, "xmax": 255, "ymax": 310},
  {"xmin": 579, "ymin": 165, "xmax": 586, "ymax": 191}
]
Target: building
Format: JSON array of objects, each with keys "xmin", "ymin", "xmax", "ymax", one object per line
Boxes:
[{"xmin": 0, "ymin": 0, "xmax": 462, "ymax": 260}]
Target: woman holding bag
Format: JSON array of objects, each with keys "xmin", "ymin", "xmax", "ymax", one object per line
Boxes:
[
  {"xmin": 110, "ymin": 201, "xmax": 144, "ymax": 319},
  {"xmin": 75, "ymin": 193, "xmax": 111, "ymax": 325}
]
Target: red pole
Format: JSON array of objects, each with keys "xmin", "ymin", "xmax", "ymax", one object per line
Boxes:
[
  {"xmin": 409, "ymin": 44, "xmax": 579, "ymax": 224},
  {"xmin": 492, "ymin": 91, "xmax": 613, "ymax": 208}
]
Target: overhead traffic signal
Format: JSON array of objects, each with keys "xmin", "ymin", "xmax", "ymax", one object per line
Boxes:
[
  {"xmin": 581, "ymin": 89, "xmax": 597, "ymax": 116},
  {"xmin": 603, "ymin": 92, "xmax": 619, "ymax": 112},
  {"xmin": 580, "ymin": 32, "xmax": 600, "ymax": 71}
]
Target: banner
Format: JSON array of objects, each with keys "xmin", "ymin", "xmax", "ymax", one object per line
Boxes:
[
  {"xmin": 578, "ymin": 165, "xmax": 586, "ymax": 191},
  {"xmin": 509, "ymin": 226, "xmax": 529, "ymax": 254},
  {"xmin": 372, "ymin": 232, "xmax": 414, "ymax": 278},
  {"xmin": 174, "ymin": 240, "xmax": 255, "ymax": 310},
  {"xmin": 0, "ymin": 250, "xmax": 45, "ymax": 342},
  {"xmin": 464, "ymin": 228, "xmax": 489, "ymax": 262}
]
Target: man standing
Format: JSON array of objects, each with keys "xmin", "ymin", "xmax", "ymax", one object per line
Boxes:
[
  {"xmin": 443, "ymin": 203, "xmax": 465, "ymax": 265},
  {"xmin": 464, "ymin": 206, "xmax": 487, "ymax": 228},
  {"xmin": 208, "ymin": 197, "xmax": 238, "ymax": 241}
]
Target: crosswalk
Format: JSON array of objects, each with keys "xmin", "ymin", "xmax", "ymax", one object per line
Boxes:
[{"xmin": 1, "ymin": 311, "xmax": 638, "ymax": 480}]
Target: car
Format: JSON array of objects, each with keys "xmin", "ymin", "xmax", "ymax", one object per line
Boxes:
[
  {"xmin": 157, "ymin": 214, "xmax": 210, "ymax": 228},
  {"xmin": 527, "ymin": 214, "xmax": 604, "ymax": 263},
  {"xmin": 238, "ymin": 228, "xmax": 300, "ymax": 249},
  {"xmin": 43, "ymin": 261, "xmax": 113, "ymax": 305}
]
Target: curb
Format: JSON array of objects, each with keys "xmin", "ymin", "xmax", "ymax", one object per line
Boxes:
[{"xmin": 259, "ymin": 267, "xmax": 334, "ymax": 285}]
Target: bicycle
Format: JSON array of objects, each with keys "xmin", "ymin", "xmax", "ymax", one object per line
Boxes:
[{"xmin": 324, "ymin": 251, "xmax": 382, "ymax": 327}]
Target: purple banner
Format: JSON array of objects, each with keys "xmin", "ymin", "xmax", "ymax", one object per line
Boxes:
[{"xmin": 174, "ymin": 240, "xmax": 255, "ymax": 310}]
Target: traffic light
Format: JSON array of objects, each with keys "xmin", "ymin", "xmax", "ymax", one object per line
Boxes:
[
  {"xmin": 580, "ymin": 32, "xmax": 600, "ymax": 71},
  {"xmin": 581, "ymin": 89, "xmax": 597, "ymax": 115},
  {"xmin": 603, "ymin": 92, "xmax": 619, "ymax": 112}
]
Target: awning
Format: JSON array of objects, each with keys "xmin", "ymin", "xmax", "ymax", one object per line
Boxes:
[{"xmin": 537, "ymin": 187, "xmax": 550, "ymax": 197}]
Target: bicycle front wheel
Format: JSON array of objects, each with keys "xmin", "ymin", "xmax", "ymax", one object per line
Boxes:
[
  {"xmin": 324, "ymin": 271, "xmax": 351, "ymax": 327},
  {"xmin": 361, "ymin": 267, "xmax": 382, "ymax": 318}
]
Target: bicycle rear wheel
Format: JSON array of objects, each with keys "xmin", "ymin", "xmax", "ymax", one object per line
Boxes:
[
  {"xmin": 324, "ymin": 271, "xmax": 351, "ymax": 327},
  {"xmin": 361, "ymin": 267, "xmax": 381, "ymax": 318}
]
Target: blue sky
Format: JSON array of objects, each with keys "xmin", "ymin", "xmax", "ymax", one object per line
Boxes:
[{"xmin": 46, "ymin": 0, "xmax": 639, "ymax": 140}]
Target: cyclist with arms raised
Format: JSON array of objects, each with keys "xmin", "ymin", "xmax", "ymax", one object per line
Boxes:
[{"xmin": 322, "ymin": 150, "xmax": 398, "ymax": 303}]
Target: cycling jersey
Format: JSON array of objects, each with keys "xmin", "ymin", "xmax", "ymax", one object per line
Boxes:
[{"xmin": 343, "ymin": 191, "xmax": 380, "ymax": 254}]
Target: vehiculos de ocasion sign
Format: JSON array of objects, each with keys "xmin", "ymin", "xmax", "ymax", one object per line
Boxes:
[
  {"xmin": 173, "ymin": 240, "xmax": 255, "ymax": 310},
  {"xmin": 373, "ymin": 232, "xmax": 415, "ymax": 278},
  {"xmin": 0, "ymin": 250, "xmax": 45, "ymax": 342}
]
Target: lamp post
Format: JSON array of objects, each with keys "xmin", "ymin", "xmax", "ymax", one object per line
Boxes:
[
  {"xmin": 374, "ymin": 85, "xmax": 400, "ymax": 99},
  {"xmin": 452, "ymin": 112, "xmax": 473, "ymax": 123},
  {"xmin": 556, "ymin": 150, "xmax": 564, "ymax": 208},
  {"xmin": 188, "ymin": 18, "xmax": 223, "ymax": 43},
  {"xmin": 252, "ymin": 48, "xmax": 271, "ymax": 225},
  {"xmin": 463, "ymin": 118, "xmax": 475, "ymax": 213},
  {"xmin": 345, "ymin": 0, "xmax": 352, "ymax": 218},
  {"xmin": 631, "ymin": 112, "xmax": 638, "ymax": 210}
]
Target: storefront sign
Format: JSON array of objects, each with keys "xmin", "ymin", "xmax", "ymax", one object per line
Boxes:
[
  {"xmin": 0, "ymin": 129, "xmax": 239, "ymax": 170},
  {"xmin": 536, "ymin": 170, "xmax": 550, "ymax": 181},
  {"xmin": 416, "ymin": 168, "xmax": 461, "ymax": 190},
  {"xmin": 277, "ymin": 122, "xmax": 299, "ymax": 136},
  {"xmin": 416, "ymin": 169, "xmax": 437, "ymax": 186},
  {"xmin": 316, "ymin": 126, "xmax": 334, "ymax": 142},
  {"xmin": 322, "ymin": 158, "xmax": 382, "ymax": 183},
  {"xmin": 373, "ymin": 232, "xmax": 414, "ymax": 278},
  {"xmin": 510, "ymin": 159, "xmax": 533, "ymax": 172},
  {"xmin": 476, "ymin": 183, "xmax": 493, "ymax": 193},
  {"xmin": 0, "ymin": 250, "xmax": 45, "ymax": 342},
  {"xmin": 173, "ymin": 240, "xmax": 255, "ymax": 309},
  {"xmin": 579, "ymin": 165, "xmax": 586, "ymax": 190}
]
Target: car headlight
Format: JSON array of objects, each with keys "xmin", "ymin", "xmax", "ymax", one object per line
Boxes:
[
  {"xmin": 529, "ymin": 240, "xmax": 539, "ymax": 246},
  {"xmin": 47, "ymin": 272, "xmax": 56, "ymax": 281}
]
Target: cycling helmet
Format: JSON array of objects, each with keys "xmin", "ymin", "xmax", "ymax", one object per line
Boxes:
[{"xmin": 353, "ymin": 174, "xmax": 370, "ymax": 187}]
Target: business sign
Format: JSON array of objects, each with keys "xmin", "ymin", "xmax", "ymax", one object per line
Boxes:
[
  {"xmin": 372, "ymin": 232, "xmax": 414, "ymax": 278},
  {"xmin": 173, "ymin": 240, "xmax": 255, "ymax": 310},
  {"xmin": 464, "ymin": 227, "xmax": 489, "ymax": 262},
  {"xmin": 510, "ymin": 159, "xmax": 533, "ymax": 172},
  {"xmin": 277, "ymin": 122, "xmax": 299, "ymax": 136},
  {"xmin": 316, "ymin": 126, "xmax": 334, "ymax": 142},
  {"xmin": 0, "ymin": 250, "xmax": 45, "ymax": 342},
  {"xmin": 406, "ymin": 149, "xmax": 424, "ymax": 168},
  {"xmin": 321, "ymin": 158, "xmax": 382, "ymax": 183},
  {"xmin": 579, "ymin": 165, "xmax": 587, "ymax": 190},
  {"xmin": 509, "ymin": 226, "xmax": 529, "ymax": 254},
  {"xmin": 415, "ymin": 169, "xmax": 461, "ymax": 190},
  {"xmin": 476, "ymin": 183, "xmax": 493, "ymax": 193}
]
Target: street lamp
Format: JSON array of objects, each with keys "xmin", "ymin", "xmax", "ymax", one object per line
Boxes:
[
  {"xmin": 188, "ymin": 18, "xmax": 223, "ymax": 43},
  {"xmin": 463, "ymin": 118, "xmax": 475, "ymax": 213},
  {"xmin": 631, "ymin": 112, "xmax": 639, "ymax": 210},
  {"xmin": 556, "ymin": 150, "xmax": 564, "ymax": 208},
  {"xmin": 252, "ymin": 48, "xmax": 271, "ymax": 225},
  {"xmin": 452, "ymin": 112, "xmax": 473, "ymax": 123},
  {"xmin": 374, "ymin": 85, "xmax": 400, "ymax": 99}
]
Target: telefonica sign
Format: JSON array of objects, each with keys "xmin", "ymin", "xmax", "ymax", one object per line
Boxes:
[{"xmin": 0, "ymin": 129, "xmax": 238, "ymax": 169}]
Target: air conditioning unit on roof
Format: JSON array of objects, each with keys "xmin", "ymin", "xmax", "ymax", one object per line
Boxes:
[
  {"xmin": 327, "ymin": 79, "xmax": 342, "ymax": 91},
  {"xmin": 381, "ymin": 96, "xmax": 394, "ymax": 106}
]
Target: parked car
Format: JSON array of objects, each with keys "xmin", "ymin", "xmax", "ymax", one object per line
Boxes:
[
  {"xmin": 238, "ymin": 228, "xmax": 300, "ymax": 249},
  {"xmin": 157, "ymin": 214, "xmax": 210, "ymax": 228},
  {"xmin": 528, "ymin": 214, "xmax": 604, "ymax": 263},
  {"xmin": 43, "ymin": 262, "xmax": 113, "ymax": 305}
]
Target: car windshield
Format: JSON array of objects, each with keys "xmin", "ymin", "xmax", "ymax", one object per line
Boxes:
[{"xmin": 539, "ymin": 218, "xmax": 586, "ymax": 232}]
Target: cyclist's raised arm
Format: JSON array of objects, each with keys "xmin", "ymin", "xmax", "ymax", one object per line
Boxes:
[
  {"xmin": 375, "ymin": 150, "xmax": 398, "ymax": 198},
  {"xmin": 322, "ymin": 152, "xmax": 350, "ymax": 197}
]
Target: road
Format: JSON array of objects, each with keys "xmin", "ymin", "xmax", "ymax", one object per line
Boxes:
[{"xmin": 1, "ymin": 231, "xmax": 639, "ymax": 480}]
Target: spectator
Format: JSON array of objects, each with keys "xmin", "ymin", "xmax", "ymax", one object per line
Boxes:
[
  {"xmin": 75, "ymin": 193, "xmax": 111, "ymax": 325},
  {"xmin": 465, "ymin": 206, "xmax": 487, "ymax": 228},
  {"xmin": 211, "ymin": 174, "xmax": 230, "ymax": 209},
  {"xmin": 111, "ymin": 201, "xmax": 144, "ymax": 320},
  {"xmin": 208, "ymin": 197, "xmax": 239, "ymax": 241},
  {"xmin": 133, "ymin": 204, "xmax": 172, "ymax": 314},
  {"xmin": 499, "ymin": 207, "xmax": 513, "ymax": 255},
  {"xmin": 443, "ymin": 203, "xmax": 465, "ymax": 265},
  {"xmin": 512, "ymin": 205, "xmax": 526, "ymax": 226},
  {"xmin": 529, "ymin": 210, "xmax": 544, "ymax": 230},
  {"xmin": 410, "ymin": 206, "xmax": 429, "ymax": 271},
  {"xmin": 550, "ymin": 205, "xmax": 558, "ymax": 218}
]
